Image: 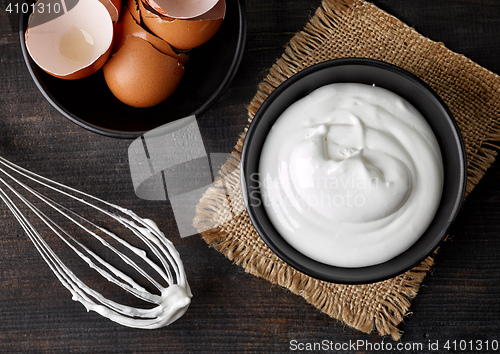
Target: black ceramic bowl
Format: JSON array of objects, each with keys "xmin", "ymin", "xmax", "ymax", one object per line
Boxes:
[
  {"xmin": 241, "ymin": 58, "xmax": 467, "ymax": 284},
  {"xmin": 19, "ymin": 0, "xmax": 246, "ymax": 138}
]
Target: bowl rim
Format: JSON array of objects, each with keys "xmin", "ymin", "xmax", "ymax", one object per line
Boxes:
[
  {"xmin": 241, "ymin": 58, "xmax": 467, "ymax": 284},
  {"xmin": 19, "ymin": 0, "xmax": 247, "ymax": 139}
]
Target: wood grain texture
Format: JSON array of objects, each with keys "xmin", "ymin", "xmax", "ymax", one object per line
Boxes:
[{"xmin": 0, "ymin": 0, "xmax": 498, "ymax": 352}]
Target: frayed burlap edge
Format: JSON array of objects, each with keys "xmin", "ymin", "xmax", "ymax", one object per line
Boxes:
[{"xmin": 194, "ymin": 0, "xmax": 500, "ymax": 341}]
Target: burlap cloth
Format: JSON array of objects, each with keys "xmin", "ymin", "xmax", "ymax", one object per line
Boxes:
[{"xmin": 194, "ymin": 0, "xmax": 500, "ymax": 340}]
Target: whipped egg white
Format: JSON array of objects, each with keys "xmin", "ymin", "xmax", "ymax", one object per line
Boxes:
[{"xmin": 259, "ymin": 83, "xmax": 444, "ymax": 267}]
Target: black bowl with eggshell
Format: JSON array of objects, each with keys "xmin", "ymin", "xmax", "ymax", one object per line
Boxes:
[
  {"xmin": 241, "ymin": 58, "xmax": 467, "ymax": 284},
  {"xmin": 19, "ymin": 0, "xmax": 246, "ymax": 139}
]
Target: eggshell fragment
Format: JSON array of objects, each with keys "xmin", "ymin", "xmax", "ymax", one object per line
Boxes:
[
  {"xmin": 99, "ymin": 0, "xmax": 122, "ymax": 22},
  {"xmin": 115, "ymin": 5, "xmax": 188, "ymax": 65},
  {"xmin": 145, "ymin": 0, "xmax": 219, "ymax": 19},
  {"xmin": 25, "ymin": 0, "xmax": 114, "ymax": 80},
  {"xmin": 139, "ymin": 0, "xmax": 225, "ymax": 50},
  {"xmin": 192, "ymin": 0, "xmax": 226, "ymax": 20},
  {"xmin": 103, "ymin": 36, "xmax": 184, "ymax": 108},
  {"xmin": 126, "ymin": 0, "xmax": 142, "ymax": 22}
]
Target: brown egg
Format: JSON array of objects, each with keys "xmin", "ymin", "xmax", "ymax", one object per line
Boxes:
[
  {"xmin": 139, "ymin": 0, "xmax": 225, "ymax": 50},
  {"xmin": 103, "ymin": 36, "xmax": 184, "ymax": 108}
]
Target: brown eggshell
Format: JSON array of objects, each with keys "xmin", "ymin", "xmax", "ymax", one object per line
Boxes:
[
  {"xmin": 100, "ymin": 0, "xmax": 122, "ymax": 22},
  {"xmin": 25, "ymin": 0, "xmax": 114, "ymax": 80},
  {"xmin": 145, "ymin": 0, "xmax": 219, "ymax": 19},
  {"xmin": 113, "ymin": 6, "xmax": 188, "ymax": 65},
  {"xmin": 190, "ymin": 0, "xmax": 226, "ymax": 20},
  {"xmin": 60, "ymin": 45, "xmax": 113, "ymax": 80},
  {"xmin": 139, "ymin": 0, "xmax": 225, "ymax": 50},
  {"xmin": 103, "ymin": 36, "xmax": 184, "ymax": 108},
  {"xmin": 126, "ymin": 0, "xmax": 141, "ymax": 22}
]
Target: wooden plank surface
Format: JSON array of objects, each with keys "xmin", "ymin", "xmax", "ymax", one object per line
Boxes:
[{"xmin": 0, "ymin": 0, "xmax": 499, "ymax": 352}]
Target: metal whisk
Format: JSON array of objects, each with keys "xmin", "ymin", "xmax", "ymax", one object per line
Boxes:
[{"xmin": 0, "ymin": 155, "xmax": 191, "ymax": 329}]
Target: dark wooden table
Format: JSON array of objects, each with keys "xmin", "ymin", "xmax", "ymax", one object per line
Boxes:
[{"xmin": 0, "ymin": 0, "xmax": 499, "ymax": 352}]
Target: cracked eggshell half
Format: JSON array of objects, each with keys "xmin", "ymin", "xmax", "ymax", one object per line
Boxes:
[
  {"xmin": 139, "ymin": 0, "xmax": 225, "ymax": 50},
  {"xmin": 103, "ymin": 36, "xmax": 185, "ymax": 108},
  {"xmin": 25, "ymin": 0, "xmax": 114, "ymax": 80},
  {"xmin": 145, "ymin": 0, "xmax": 219, "ymax": 19}
]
